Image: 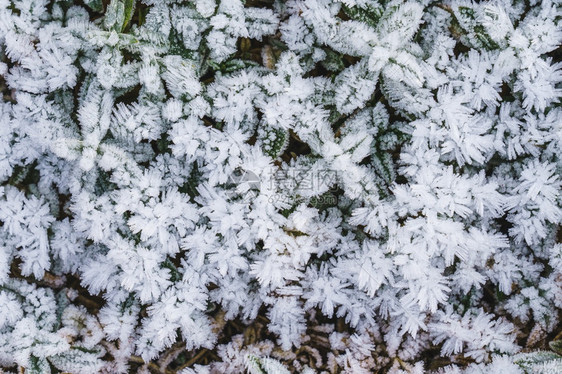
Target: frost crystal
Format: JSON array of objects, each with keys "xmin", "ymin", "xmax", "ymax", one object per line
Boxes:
[{"xmin": 0, "ymin": 0, "xmax": 561, "ymax": 372}]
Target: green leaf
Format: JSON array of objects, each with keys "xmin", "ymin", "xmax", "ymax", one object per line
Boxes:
[
  {"xmin": 515, "ymin": 351, "xmax": 562, "ymax": 372},
  {"xmin": 122, "ymin": 0, "xmax": 136, "ymax": 32},
  {"xmin": 451, "ymin": 5, "xmax": 499, "ymax": 50},
  {"xmin": 104, "ymin": 0, "xmax": 135, "ymax": 32},
  {"xmin": 104, "ymin": 0, "xmax": 125, "ymax": 31},
  {"xmin": 245, "ymin": 354, "xmax": 291, "ymax": 374},
  {"xmin": 49, "ymin": 348, "xmax": 104, "ymax": 373},
  {"xmin": 161, "ymin": 258, "xmax": 181, "ymax": 282},
  {"xmin": 83, "ymin": 0, "xmax": 104, "ymax": 12},
  {"xmin": 259, "ymin": 127, "xmax": 289, "ymax": 159},
  {"xmin": 207, "ymin": 59, "xmax": 260, "ymax": 75},
  {"xmin": 28, "ymin": 356, "xmax": 50, "ymax": 374},
  {"xmin": 372, "ymin": 151, "xmax": 396, "ymax": 185},
  {"xmin": 321, "ymin": 49, "xmax": 345, "ymax": 72},
  {"xmin": 549, "ymin": 340, "xmax": 562, "ymax": 356},
  {"xmin": 342, "ymin": 3, "xmax": 384, "ymax": 28}
]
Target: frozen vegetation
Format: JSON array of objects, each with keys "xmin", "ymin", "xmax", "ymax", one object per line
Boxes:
[{"xmin": 0, "ymin": 0, "xmax": 561, "ymax": 372}]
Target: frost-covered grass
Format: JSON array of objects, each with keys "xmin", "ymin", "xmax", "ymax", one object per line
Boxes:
[{"xmin": 0, "ymin": 0, "xmax": 561, "ymax": 373}]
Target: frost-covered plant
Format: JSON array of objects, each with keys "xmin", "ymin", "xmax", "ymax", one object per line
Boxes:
[
  {"xmin": 435, "ymin": 338, "xmax": 562, "ymax": 374},
  {"xmin": 0, "ymin": 0, "xmax": 561, "ymax": 372}
]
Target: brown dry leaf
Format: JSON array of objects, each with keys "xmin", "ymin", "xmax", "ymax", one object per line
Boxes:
[{"xmin": 526, "ymin": 323, "xmax": 547, "ymax": 348}]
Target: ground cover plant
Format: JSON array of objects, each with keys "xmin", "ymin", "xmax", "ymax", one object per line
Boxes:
[{"xmin": 0, "ymin": 0, "xmax": 561, "ymax": 372}]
